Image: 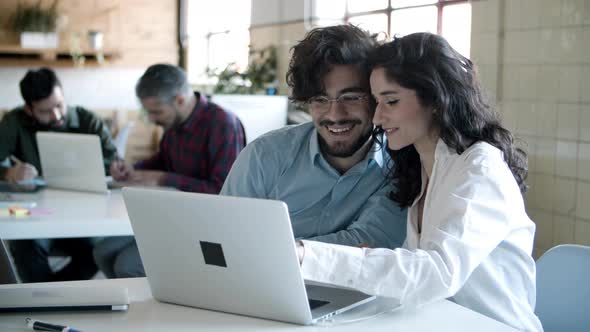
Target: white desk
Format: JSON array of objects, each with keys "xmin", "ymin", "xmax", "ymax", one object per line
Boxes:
[
  {"xmin": 0, "ymin": 189, "xmax": 131, "ymax": 240},
  {"xmin": 0, "ymin": 278, "xmax": 518, "ymax": 332}
]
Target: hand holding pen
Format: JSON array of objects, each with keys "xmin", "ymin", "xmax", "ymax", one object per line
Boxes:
[
  {"xmin": 5, "ymin": 156, "xmax": 38, "ymax": 183},
  {"xmin": 109, "ymin": 158, "xmax": 133, "ymax": 181}
]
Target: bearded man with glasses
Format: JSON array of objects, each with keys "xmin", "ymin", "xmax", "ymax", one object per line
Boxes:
[{"xmin": 221, "ymin": 25, "xmax": 406, "ymax": 249}]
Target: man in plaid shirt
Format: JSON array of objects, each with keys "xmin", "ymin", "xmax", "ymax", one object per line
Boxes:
[
  {"xmin": 109, "ymin": 64, "xmax": 246, "ymax": 192},
  {"xmin": 94, "ymin": 64, "xmax": 246, "ymax": 278}
]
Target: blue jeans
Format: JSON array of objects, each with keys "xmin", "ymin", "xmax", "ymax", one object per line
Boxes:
[{"xmin": 93, "ymin": 236, "xmax": 145, "ymax": 278}]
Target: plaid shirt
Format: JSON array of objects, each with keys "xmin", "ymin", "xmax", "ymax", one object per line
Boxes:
[{"xmin": 135, "ymin": 92, "xmax": 245, "ymax": 193}]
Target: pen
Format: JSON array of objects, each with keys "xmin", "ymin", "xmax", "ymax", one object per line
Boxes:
[
  {"xmin": 25, "ymin": 318, "xmax": 83, "ymax": 332},
  {"xmin": 114, "ymin": 157, "xmax": 130, "ymax": 178},
  {"xmin": 9, "ymin": 155, "xmax": 22, "ymax": 165}
]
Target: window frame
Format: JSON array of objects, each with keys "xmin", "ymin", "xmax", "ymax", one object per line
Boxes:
[
  {"xmin": 343, "ymin": 0, "xmax": 469, "ymax": 37},
  {"xmin": 182, "ymin": 0, "xmax": 251, "ymax": 84}
]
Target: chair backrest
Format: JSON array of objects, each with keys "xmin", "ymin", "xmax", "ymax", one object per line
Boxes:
[
  {"xmin": 535, "ymin": 244, "xmax": 590, "ymax": 332},
  {"xmin": 113, "ymin": 122, "xmax": 135, "ymax": 159},
  {"xmin": 0, "ymin": 240, "xmax": 17, "ymax": 284}
]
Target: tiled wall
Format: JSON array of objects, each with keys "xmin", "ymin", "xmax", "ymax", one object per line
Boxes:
[{"xmin": 471, "ymin": 0, "xmax": 590, "ymax": 258}]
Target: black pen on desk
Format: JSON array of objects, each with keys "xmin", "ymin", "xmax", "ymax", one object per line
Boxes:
[{"xmin": 25, "ymin": 318, "xmax": 83, "ymax": 332}]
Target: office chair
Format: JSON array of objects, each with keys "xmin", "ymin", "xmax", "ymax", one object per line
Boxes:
[{"xmin": 535, "ymin": 244, "xmax": 590, "ymax": 332}]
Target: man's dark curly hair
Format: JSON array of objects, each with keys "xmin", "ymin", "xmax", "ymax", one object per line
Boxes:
[
  {"xmin": 286, "ymin": 24, "xmax": 378, "ymax": 105},
  {"xmin": 20, "ymin": 67, "xmax": 62, "ymax": 106}
]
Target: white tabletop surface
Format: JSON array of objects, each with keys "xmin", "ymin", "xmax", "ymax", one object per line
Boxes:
[
  {"xmin": 0, "ymin": 278, "xmax": 518, "ymax": 332},
  {"xmin": 0, "ymin": 189, "xmax": 131, "ymax": 240}
]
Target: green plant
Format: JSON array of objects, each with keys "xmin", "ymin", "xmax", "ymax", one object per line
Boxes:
[
  {"xmin": 69, "ymin": 32, "xmax": 85, "ymax": 66},
  {"xmin": 246, "ymin": 46, "xmax": 277, "ymax": 93},
  {"xmin": 208, "ymin": 63, "xmax": 250, "ymax": 94},
  {"xmin": 13, "ymin": 0, "xmax": 59, "ymax": 33},
  {"xmin": 208, "ymin": 45, "xmax": 278, "ymax": 95},
  {"xmin": 67, "ymin": 31, "xmax": 107, "ymax": 67}
]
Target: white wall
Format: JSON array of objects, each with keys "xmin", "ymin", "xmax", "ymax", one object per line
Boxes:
[{"xmin": 0, "ymin": 67, "xmax": 145, "ymax": 111}]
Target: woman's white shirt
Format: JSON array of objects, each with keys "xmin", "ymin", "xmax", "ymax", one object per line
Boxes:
[{"xmin": 301, "ymin": 140, "xmax": 543, "ymax": 332}]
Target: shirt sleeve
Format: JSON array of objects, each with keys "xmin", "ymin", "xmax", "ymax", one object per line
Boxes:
[
  {"xmin": 220, "ymin": 140, "xmax": 270, "ymax": 198},
  {"xmin": 134, "ymin": 148, "xmax": 167, "ymax": 171},
  {"xmin": 306, "ymin": 181, "xmax": 407, "ymax": 249},
  {"xmin": 301, "ymin": 163, "xmax": 515, "ymax": 308},
  {"xmin": 0, "ymin": 115, "xmax": 17, "ymax": 179},
  {"xmin": 162, "ymin": 114, "xmax": 246, "ymax": 193}
]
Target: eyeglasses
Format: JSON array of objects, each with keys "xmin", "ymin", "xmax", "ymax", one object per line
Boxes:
[{"xmin": 308, "ymin": 93, "xmax": 368, "ymax": 110}]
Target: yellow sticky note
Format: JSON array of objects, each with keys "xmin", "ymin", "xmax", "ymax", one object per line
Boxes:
[{"xmin": 9, "ymin": 207, "xmax": 30, "ymax": 217}]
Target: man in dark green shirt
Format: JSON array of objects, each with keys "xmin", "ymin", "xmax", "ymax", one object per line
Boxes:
[{"xmin": 0, "ymin": 67, "xmax": 117, "ymax": 282}]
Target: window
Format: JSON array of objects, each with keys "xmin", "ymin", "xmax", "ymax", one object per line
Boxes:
[
  {"xmin": 348, "ymin": 13, "xmax": 389, "ymax": 38},
  {"xmin": 390, "ymin": 6, "xmax": 438, "ymax": 37},
  {"xmin": 185, "ymin": 0, "xmax": 251, "ymax": 84},
  {"xmin": 441, "ymin": 3, "xmax": 472, "ymax": 57},
  {"xmin": 348, "ymin": 0, "xmax": 388, "ymax": 14},
  {"xmin": 312, "ymin": 0, "xmax": 471, "ymax": 57}
]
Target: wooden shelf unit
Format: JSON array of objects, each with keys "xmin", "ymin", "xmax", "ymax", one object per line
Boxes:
[{"xmin": 0, "ymin": 45, "xmax": 120, "ymax": 67}]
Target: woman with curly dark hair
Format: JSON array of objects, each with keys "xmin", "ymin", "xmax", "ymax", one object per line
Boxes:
[{"xmin": 297, "ymin": 32, "xmax": 542, "ymax": 332}]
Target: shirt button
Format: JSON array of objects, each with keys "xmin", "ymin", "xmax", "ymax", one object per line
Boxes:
[
  {"xmin": 347, "ymin": 279, "xmax": 354, "ymax": 285},
  {"xmin": 330, "ymin": 275, "xmax": 336, "ymax": 282}
]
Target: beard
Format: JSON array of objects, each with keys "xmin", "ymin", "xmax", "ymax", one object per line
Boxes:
[
  {"xmin": 168, "ymin": 107, "xmax": 186, "ymax": 130},
  {"xmin": 35, "ymin": 117, "xmax": 66, "ymax": 131},
  {"xmin": 317, "ymin": 120, "xmax": 373, "ymax": 158},
  {"xmin": 157, "ymin": 108, "xmax": 184, "ymax": 130}
]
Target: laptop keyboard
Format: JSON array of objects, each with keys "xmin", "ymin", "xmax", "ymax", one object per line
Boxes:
[{"xmin": 308, "ymin": 299, "xmax": 330, "ymax": 310}]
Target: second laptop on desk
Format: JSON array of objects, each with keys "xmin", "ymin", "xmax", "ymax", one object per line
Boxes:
[
  {"xmin": 123, "ymin": 188, "xmax": 377, "ymax": 325},
  {"xmin": 36, "ymin": 132, "xmax": 119, "ymax": 194}
]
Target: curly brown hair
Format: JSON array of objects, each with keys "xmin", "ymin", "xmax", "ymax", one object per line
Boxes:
[{"xmin": 286, "ymin": 24, "xmax": 378, "ymax": 105}]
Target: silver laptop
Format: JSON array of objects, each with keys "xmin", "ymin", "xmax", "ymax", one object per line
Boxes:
[
  {"xmin": 0, "ymin": 284, "xmax": 129, "ymax": 312},
  {"xmin": 122, "ymin": 187, "xmax": 375, "ymax": 325},
  {"xmin": 36, "ymin": 132, "xmax": 110, "ymax": 193}
]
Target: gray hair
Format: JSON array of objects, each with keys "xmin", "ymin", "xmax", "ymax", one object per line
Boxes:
[{"xmin": 136, "ymin": 63, "xmax": 192, "ymax": 104}]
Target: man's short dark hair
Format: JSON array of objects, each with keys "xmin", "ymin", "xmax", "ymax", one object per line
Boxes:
[
  {"xmin": 286, "ymin": 24, "xmax": 378, "ymax": 105},
  {"xmin": 136, "ymin": 63, "xmax": 191, "ymax": 104},
  {"xmin": 19, "ymin": 67, "xmax": 62, "ymax": 106}
]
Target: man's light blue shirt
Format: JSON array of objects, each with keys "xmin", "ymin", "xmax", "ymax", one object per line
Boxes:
[{"xmin": 221, "ymin": 122, "xmax": 406, "ymax": 249}]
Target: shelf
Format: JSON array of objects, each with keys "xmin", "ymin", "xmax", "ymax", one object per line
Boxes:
[{"xmin": 0, "ymin": 45, "xmax": 120, "ymax": 67}]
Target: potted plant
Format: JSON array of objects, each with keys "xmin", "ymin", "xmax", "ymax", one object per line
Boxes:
[
  {"xmin": 13, "ymin": 0, "xmax": 59, "ymax": 49},
  {"xmin": 208, "ymin": 46, "xmax": 278, "ymax": 95}
]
